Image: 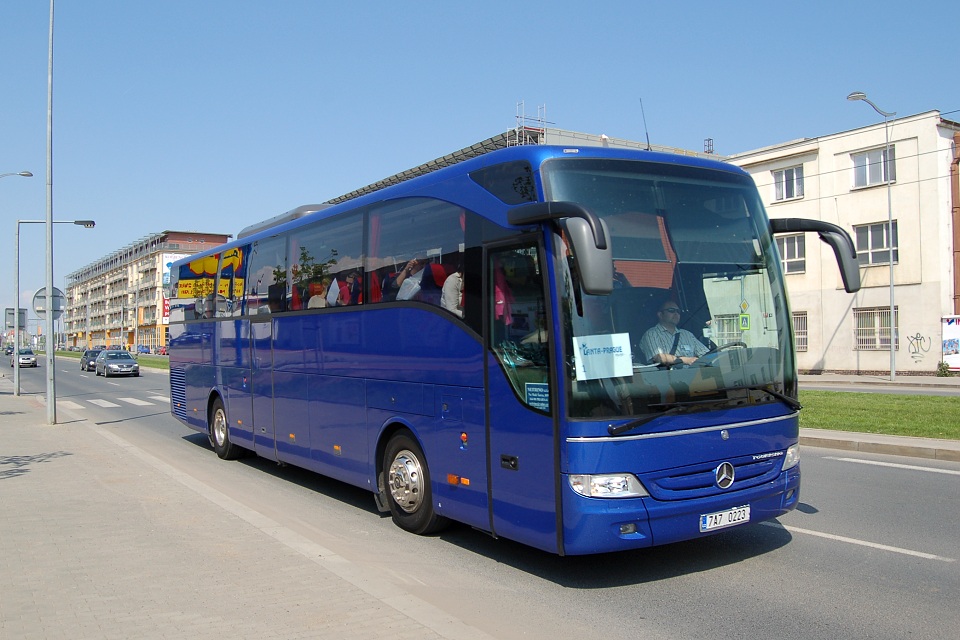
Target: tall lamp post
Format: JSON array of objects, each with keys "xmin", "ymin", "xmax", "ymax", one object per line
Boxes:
[
  {"xmin": 14, "ymin": 219, "xmax": 95, "ymax": 400},
  {"xmin": 2, "ymin": 171, "xmax": 32, "ymax": 364},
  {"xmin": 1, "ymin": 171, "xmax": 33, "ymax": 180},
  {"xmin": 847, "ymin": 91, "xmax": 897, "ymax": 381}
]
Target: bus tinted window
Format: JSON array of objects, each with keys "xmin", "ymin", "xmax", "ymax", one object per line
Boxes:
[
  {"xmin": 469, "ymin": 160, "xmax": 537, "ymax": 204},
  {"xmin": 216, "ymin": 245, "xmax": 248, "ymax": 318},
  {"xmin": 292, "ymin": 213, "xmax": 363, "ymax": 309},
  {"xmin": 245, "ymin": 235, "xmax": 287, "ymax": 314},
  {"xmin": 368, "ymin": 198, "xmax": 465, "ymax": 310}
]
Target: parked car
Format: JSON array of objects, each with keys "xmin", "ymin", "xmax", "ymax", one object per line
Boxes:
[
  {"xmin": 136, "ymin": 344, "xmax": 151, "ymax": 354},
  {"xmin": 10, "ymin": 348, "xmax": 38, "ymax": 368},
  {"xmin": 80, "ymin": 349, "xmax": 103, "ymax": 371},
  {"xmin": 94, "ymin": 349, "xmax": 140, "ymax": 377},
  {"xmin": 156, "ymin": 346, "xmax": 167, "ymax": 355}
]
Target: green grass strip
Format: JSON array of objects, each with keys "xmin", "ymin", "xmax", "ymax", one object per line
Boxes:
[{"xmin": 799, "ymin": 390, "xmax": 960, "ymax": 440}]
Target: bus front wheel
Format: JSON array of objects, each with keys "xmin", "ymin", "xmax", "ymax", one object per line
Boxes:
[
  {"xmin": 383, "ymin": 432, "xmax": 448, "ymax": 535},
  {"xmin": 210, "ymin": 397, "xmax": 241, "ymax": 460}
]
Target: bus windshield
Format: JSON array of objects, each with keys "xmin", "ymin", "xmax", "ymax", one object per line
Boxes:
[{"xmin": 542, "ymin": 158, "xmax": 794, "ymax": 421}]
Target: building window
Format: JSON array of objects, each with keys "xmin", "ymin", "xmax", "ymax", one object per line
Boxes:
[
  {"xmin": 776, "ymin": 234, "xmax": 806, "ymax": 273},
  {"xmin": 852, "ymin": 146, "xmax": 896, "ymax": 188},
  {"xmin": 793, "ymin": 311, "xmax": 808, "ymax": 352},
  {"xmin": 713, "ymin": 314, "xmax": 742, "ymax": 345},
  {"xmin": 854, "ymin": 306, "xmax": 899, "ymax": 351},
  {"xmin": 855, "ymin": 221, "xmax": 898, "ymax": 266},
  {"xmin": 774, "ymin": 166, "xmax": 804, "ymax": 201}
]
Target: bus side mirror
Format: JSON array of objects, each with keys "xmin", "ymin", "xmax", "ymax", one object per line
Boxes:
[
  {"xmin": 508, "ymin": 201, "xmax": 614, "ymax": 295},
  {"xmin": 561, "ymin": 217, "xmax": 613, "ymax": 295},
  {"xmin": 770, "ymin": 218, "xmax": 861, "ymax": 293}
]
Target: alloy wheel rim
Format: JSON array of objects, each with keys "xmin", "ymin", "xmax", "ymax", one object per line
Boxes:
[{"xmin": 388, "ymin": 450, "xmax": 423, "ymax": 513}]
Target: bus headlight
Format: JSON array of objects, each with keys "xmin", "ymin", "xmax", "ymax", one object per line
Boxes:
[
  {"xmin": 781, "ymin": 444, "xmax": 800, "ymax": 471},
  {"xmin": 569, "ymin": 474, "xmax": 648, "ymax": 498}
]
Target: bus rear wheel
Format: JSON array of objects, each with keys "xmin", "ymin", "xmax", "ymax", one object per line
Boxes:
[
  {"xmin": 210, "ymin": 397, "xmax": 241, "ymax": 460},
  {"xmin": 383, "ymin": 432, "xmax": 448, "ymax": 535}
]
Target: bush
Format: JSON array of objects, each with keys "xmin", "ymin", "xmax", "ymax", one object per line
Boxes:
[{"xmin": 936, "ymin": 361, "xmax": 954, "ymax": 377}]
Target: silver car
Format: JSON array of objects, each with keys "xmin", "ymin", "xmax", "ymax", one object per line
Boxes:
[
  {"xmin": 10, "ymin": 348, "xmax": 38, "ymax": 368},
  {"xmin": 94, "ymin": 350, "xmax": 140, "ymax": 377}
]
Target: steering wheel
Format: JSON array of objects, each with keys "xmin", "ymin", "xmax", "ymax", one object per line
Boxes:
[
  {"xmin": 704, "ymin": 341, "xmax": 747, "ymax": 356},
  {"xmin": 694, "ymin": 341, "xmax": 747, "ymax": 365}
]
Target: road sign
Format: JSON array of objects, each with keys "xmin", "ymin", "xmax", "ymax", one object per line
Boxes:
[
  {"xmin": 4, "ymin": 307, "xmax": 27, "ymax": 330},
  {"xmin": 33, "ymin": 287, "xmax": 65, "ymax": 320}
]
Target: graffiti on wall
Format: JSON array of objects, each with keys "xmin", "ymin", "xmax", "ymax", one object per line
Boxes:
[{"xmin": 906, "ymin": 331, "xmax": 932, "ymax": 363}]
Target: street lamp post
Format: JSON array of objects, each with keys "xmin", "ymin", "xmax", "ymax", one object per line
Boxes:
[
  {"xmin": 14, "ymin": 219, "xmax": 95, "ymax": 400},
  {"xmin": 1, "ymin": 171, "xmax": 34, "ymax": 180},
  {"xmin": 2, "ymin": 170, "xmax": 33, "ymax": 376},
  {"xmin": 847, "ymin": 91, "xmax": 897, "ymax": 381}
]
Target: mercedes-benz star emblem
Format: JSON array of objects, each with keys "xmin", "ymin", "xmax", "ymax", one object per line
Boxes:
[{"xmin": 715, "ymin": 462, "xmax": 735, "ymax": 489}]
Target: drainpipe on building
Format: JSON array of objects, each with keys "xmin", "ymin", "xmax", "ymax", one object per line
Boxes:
[{"xmin": 952, "ymin": 131, "xmax": 960, "ymax": 314}]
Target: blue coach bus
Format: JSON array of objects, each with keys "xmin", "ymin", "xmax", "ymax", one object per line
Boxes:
[{"xmin": 168, "ymin": 142, "xmax": 859, "ymax": 555}]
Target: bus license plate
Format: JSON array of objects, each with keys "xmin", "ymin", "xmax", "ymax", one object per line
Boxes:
[{"xmin": 700, "ymin": 505, "xmax": 750, "ymax": 532}]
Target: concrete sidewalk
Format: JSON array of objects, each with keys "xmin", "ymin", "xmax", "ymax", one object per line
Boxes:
[
  {"xmin": 799, "ymin": 371, "xmax": 960, "ymax": 390},
  {"xmin": 0, "ymin": 376, "xmax": 474, "ymax": 640}
]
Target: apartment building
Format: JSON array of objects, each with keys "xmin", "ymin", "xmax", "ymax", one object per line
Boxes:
[
  {"xmin": 64, "ymin": 231, "xmax": 230, "ymax": 351},
  {"xmin": 729, "ymin": 111, "xmax": 960, "ymax": 373}
]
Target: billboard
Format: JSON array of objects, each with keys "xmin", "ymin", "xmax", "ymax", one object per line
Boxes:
[{"xmin": 942, "ymin": 316, "xmax": 960, "ymax": 371}]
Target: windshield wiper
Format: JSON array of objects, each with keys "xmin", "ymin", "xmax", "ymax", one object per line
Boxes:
[
  {"xmin": 606, "ymin": 385, "xmax": 802, "ymax": 437},
  {"xmin": 737, "ymin": 385, "xmax": 802, "ymax": 411},
  {"xmin": 608, "ymin": 406, "xmax": 686, "ymax": 436},
  {"xmin": 607, "ymin": 398, "xmax": 739, "ymax": 436}
]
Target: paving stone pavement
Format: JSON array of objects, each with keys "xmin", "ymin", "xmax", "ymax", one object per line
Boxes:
[{"xmin": 0, "ymin": 377, "xmax": 488, "ymax": 640}]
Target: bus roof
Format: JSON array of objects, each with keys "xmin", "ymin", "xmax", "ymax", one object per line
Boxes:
[{"xmin": 184, "ymin": 137, "xmax": 745, "ymax": 261}]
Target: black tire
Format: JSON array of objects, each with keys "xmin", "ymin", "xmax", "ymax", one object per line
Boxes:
[
  {"xmin": 209, "ymin": 397, "xmax": 241, "ymax": 460},
  {"xmin": 95, "ymin": 368, "xmax": 101, "ymax": 376},
  {"xmin": 382, "ymin": 431, "xmax": 448, "ymax": 535}
]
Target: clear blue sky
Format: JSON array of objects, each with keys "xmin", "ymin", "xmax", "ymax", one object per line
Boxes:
[{"xmin": 1, "ymin": 0, "xmax": 956, "ymax": 327}]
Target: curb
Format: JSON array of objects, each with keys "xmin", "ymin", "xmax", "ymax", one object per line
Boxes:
[{"xmin": 799, "ymin": 431, "xmax": 960, "ymax": 462}]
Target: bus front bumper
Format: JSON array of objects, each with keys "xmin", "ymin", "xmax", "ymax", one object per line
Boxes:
[{"xmin": 559, "ymin": 465, "xmax": 800, "ymax": 555}]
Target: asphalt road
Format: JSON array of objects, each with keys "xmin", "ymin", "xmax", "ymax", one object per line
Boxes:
[{"xmin": 16, "ymin": 363, "xmax": 960, "ymax": 640}]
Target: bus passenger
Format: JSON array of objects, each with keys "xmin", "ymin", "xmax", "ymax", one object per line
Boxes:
[
  {"xmin": 395, "ymin": 257, "xmax": 427, "ymax": 301},
  {"xmin": 307, "ymin": 279, "xmax": 330, "ymax": 308},
  {"xmin": 639, "ymin": 299, "xmax": 708, "ymax": 365},
  {"xmin": 338, "ymin": 270, "xmax": 362, "ymax": 305},
  {"xmin": 441, "ymin": 262, "xmax": 463, "ymax": 318}
]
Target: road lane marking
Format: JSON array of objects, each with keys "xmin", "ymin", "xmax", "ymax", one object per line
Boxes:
[
  {"xmin": 117, "ymin": 397, "xmax": 154, "ymax": 406},
  {"xmin": 57, "ymin": 400, "xmax": 86, "ymax": 410},
  {"xmin": 148, "ymin": 395, "xmax": 170, "ymax": 402},
  {"xmin": 825, "ymin": 456, "xmax": 960, "ymax": 476},
  {"xmin": 88, "ymin": 399, "xmax": 121, "ymax": 408},
  {"xmin": 760, "ymin": 522, "xmax": 955, "ymax": 562}
]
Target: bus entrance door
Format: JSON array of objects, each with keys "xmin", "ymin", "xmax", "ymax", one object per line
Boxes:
[
  {"xmin": 250, "ymin": 315, "xmax": 278, "ymax": 460},
  {"xmin": 485, "ymin": 244, "xmax": 559, "ymax": 553}
]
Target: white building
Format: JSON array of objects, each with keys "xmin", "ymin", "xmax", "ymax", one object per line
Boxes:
[
  {"xmin": 64, "ymin": 231, "xmax": 231, "ymax": 351},
  {"xmin": 729, "ymin": 111, "xmax": 960, "ymax": 374}
]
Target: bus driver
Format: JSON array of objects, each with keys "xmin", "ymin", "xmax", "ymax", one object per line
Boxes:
[{"xmin": 639, "ymin": 300, "xmax": 708, "ymax": 366}]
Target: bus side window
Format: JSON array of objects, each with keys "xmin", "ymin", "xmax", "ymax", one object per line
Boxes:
[
  {"xmin": 367, "ymin": 198, "xmax": 466, "ymax": 312},
  {"xmin": 245, "ymin": 235, "xmax": 288, "ymax": 315},
  {"xmin": 489, "ymin": 245, "xmax": 549, "ymax": 411}
]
